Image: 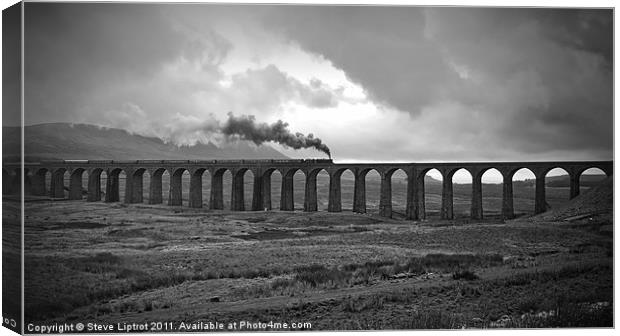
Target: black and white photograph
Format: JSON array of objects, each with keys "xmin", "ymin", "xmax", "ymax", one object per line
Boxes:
[{"xmin": 1, "ymin": 0, "xmax": 615, "ymax": 333}]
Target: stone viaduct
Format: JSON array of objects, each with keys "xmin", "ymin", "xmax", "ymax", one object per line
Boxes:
[{"xmin": 2, "ymin": 159, "xmax": 613, "ymax": 220}]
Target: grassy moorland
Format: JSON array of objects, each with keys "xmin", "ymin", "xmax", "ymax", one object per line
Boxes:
[{"xmin": 18, "ymin": 176, "xmax": 612, "ymax": 330}]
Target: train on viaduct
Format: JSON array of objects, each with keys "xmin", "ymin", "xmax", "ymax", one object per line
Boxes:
[{"xmin": 2, "ymin": 159, "xmax": 613, "ymax": 220}]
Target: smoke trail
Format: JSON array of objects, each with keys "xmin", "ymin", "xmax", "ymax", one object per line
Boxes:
[{"xmin": 221, "ymin": 113, "xmax": 331, "ymax": 158}]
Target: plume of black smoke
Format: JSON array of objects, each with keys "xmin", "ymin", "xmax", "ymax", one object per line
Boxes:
[{"xmin": 221, "ymin": 113, "xmax": 331, "ymax": 158}]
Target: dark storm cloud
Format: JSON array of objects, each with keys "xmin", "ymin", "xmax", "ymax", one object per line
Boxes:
[
  {"xmin": 25, "ymin": 3, "xmax": 184, "ymax": 76},
  {"xmin": 261, "ymin": 6, "xmax": 613, "ymax": 160},
  {"xmin": 424, "ymin": 8, "xmax": 612, "ymax": 157},
  {"xmin": 24, "ymin": 3, "xmax": 191, "ymax": 124},
  {"xmin": 537, "ymin": 9, "xmax": 613, "ymax": 67},
  {"xmin": 2, "ymin": 2, "xmax": 21, "ymax": 126}
]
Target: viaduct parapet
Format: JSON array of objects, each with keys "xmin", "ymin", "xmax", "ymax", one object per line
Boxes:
[{"xmin": 3, "ymin": 159, "xmax": 613, "ymax": 220}]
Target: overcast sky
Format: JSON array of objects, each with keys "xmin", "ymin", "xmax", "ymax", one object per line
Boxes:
[{"xmin": 20, "ymin": 3, "xmax": 613, "ymax": 163}]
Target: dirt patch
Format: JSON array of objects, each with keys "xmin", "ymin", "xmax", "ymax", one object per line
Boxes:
[
  {"xmin": 107, "ymin": 227, "xmax": 151, "ymax": 238},
  {"xmin": 232, "ymin": 226, "xmax": 371, "ymax": 241},
  {"xmin": 41, "ymin": 221, "xmax": 109, "ymax": 230},
  {"xmin": 245, "ymin": 217, "xmax": 269, "ymax": 223}
]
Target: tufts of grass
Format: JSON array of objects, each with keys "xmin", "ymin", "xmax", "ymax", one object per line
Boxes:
[
  {"xmin": 452, "ymin": 269, "xmax": 478, "ymax": 281},
  {"xmin": 270, "ymin": 277, "xmax": 295, "ymax": 290},
  {"xmin": 339, "ymin": 253, "xmax": 503, "ymax": 278},
  {"xmin": 495, "ymin": 302, "xmax": 613, "ymax": 328},
  {"xmin": 341, "ymin": 260, "xmax": 394, "ymax": 272},
  {"xmin": 69, "ymin": 252, "xmax": 122, "ymax": 273},
  {"xmin": 341, "ymin": 295, "xmax": 385, "ymax": 313},
  {"xmin": 82, "ymin": 297, "xmax": 174, "ymax": 318},
  {"xmin": 515, "ymin": 296, "xmax": 542, "ymax": 314},
  {"xmin": 456, "ymin": 284, "xmax": 481, "ymax": 297},
  {"xmin": 294, "ymin": 264, "xmax": 349, "ymax": 288},
  {"xmin": 487, "ymin": 263, "xmax": 610, "ymax": 289},
  {"xmin": 335, "ymin": 296, "xmax": 611, "ymax": 329},
  {"xmin": 418, "ymin": 253, "xmax": 503, "ymax": 270},
  {"xmin": 391, "ymin": 310, "xmax": 466, "ymax": 329}
]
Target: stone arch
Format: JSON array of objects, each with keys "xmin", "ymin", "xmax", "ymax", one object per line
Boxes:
[
  {"xmin": 32, "ymin": 168, "xmax": 49, "ymax": 196},
  {"xmin": 210, "ymin": 168, "xmax": 231, "ymax": 210},
  {"xmin": 294, "ymin": 168, "xmax": 307, "ymax": 210},
  {"xmin": 304, "ymin": 167, "xmax": 330, "ymax": 212},
  {"xmin": 478, "ymin": 168, "xmax": 503, "ymax": 219},
  {"xmin": 576, "ymin": 165, "xmax": 610, "ymax": 178},
  {"xmin": 87, "ymin": 168, "xmax": 104, "ymax": 202},
  {"xmin": 69, "ymin": 168, "xmax": 86, "ymax": 200},
  {"xmin": 571, "ymin": 166, "xmax": 609, "ymax": 199},
  {"xmin": 388, "ymin": 168, "xmax": 409, "ymax": 217},
  {"xmin": 595, "ymin": 165, "xmax": 612, "ymax": 177},
  {"xmin": 416, "ymin": 167, "xmax": 444, "ymax": 220},
  {"xmin": 578, "ymin": 167, "xmax": 607, "ymax": 187},
  {"xmin": 50, "ymin": 168, "xmax": 67, "ymax": 198},
  {"xmin": 129, "ymin": 168, "xmax": 147, "ymax": 204},
  {"xmin": 105, "ymin": 168, "xmax": 124, "ymax": 202},
  {"xmin": 332, "ymin": 167, "xmax": 354, "ymax": 212},
  {"xmin": 359, "ymin": 168, "xmax": 381, "ymax": 214},
  {"xmin": 446, "ymin": 168, "xmax": 473, "ymax": 219},
  {"xmin": 169, "ymin": 167, "xmax": 189, "ymax": 206},
  {"xmin": 325, "ymin": 167, "xmax": 354, "ymax": 213},
  {"xmin": 188, "ymin": 168, "xmax": 208, "ymax": 208},
  {"xmin": 509, "ymin": 167, "xmax": 536, "ymax": 216},
  {"xmin": 148, "ymin": 168, "xmax": 167, "ymax": 204},
  {"xmin": 230, "ymin": 167, "xmax": 254, "ymax": 211},
  {"xmin": 544, "ymin": 167, "xmax": 571, "ymax": 210},
  {"xmin": 279, "ymin": 167, "xmax": 304, "ymax": 211},
  {"xmin": 260, "ymin": 168, "xmax": 280, "ymax": 211},
  {"xmin": 340, "ymin": 168, "xmax": 356, "ymax": 212}
]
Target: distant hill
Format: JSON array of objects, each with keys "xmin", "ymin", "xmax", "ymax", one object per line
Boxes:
[
  {"xmin": 545, "ymin": 174, "xmax": 607, "ymax": 188},
  {"xmin": 3, "ymin": 123, "xmax": 289, "ymax": 161}
]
